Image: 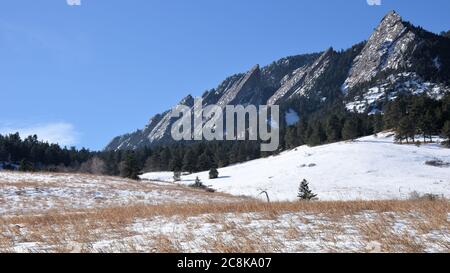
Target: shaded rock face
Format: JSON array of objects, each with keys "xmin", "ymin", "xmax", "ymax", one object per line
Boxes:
[
  {"xmin": 105, "ymin": 11, "xmax": 450, "ymax": 151},
  {"xmin": 268, "ymin": 48, "xmax": 337, "ymax": 106},
  {"xmin": 105, "ymin": 55, "xmax": 320, "ymax": 151},
  {"xmin": 267, "ymin": 49, "xmax": 334, "ymax": 105},
  {"xmin": 216, "ymin": 65, "xmax": 263, "ymax": 108}
]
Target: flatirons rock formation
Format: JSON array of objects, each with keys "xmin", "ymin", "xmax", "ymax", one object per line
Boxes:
[
  {"xmin": 106, "ymin": 11, "xmax": 450, "ymax": 151},
  {"xmin": 343, "ymin": 11, "xmax": 416, "ymax": 91}
]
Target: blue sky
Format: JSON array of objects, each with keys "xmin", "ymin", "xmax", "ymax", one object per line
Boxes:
[{"xmin": 0, "ymin": 0, "xmax": 449, "ymax": 150}]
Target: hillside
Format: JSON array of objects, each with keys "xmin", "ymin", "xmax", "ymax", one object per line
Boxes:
[
  {"xmin": 0, "ymin": 172, "xmax": 247, "ymax": 215},
  {"xmin": 141, "ymin": 133, "xmax": 450, "ymax": 201}
]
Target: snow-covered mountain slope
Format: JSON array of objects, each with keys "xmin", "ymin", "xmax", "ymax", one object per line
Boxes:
[
  {"xmin": 343, "ymin": 11, "xmax": 450, "ymax": 112},
  {"xmin": 346, "ymin": 72, "xmax": 450, "ymax": 113},
  {"xmin": 141, "ymin": 133, "xmax": 450, "ymax": 201}
]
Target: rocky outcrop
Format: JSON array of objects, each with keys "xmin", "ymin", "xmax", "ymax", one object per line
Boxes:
[
  {"xmin": 267, "ymin": 49, "xmax": 334, "ymax": 105},
  {"xmin": 105, "ymin": 57, "xmax": 315, "ymax": 151},
  {"xmin": 343, "ymin": 11, "xmax": 417, "ymax": 91},
  {"xmin": 105, "ymin": 11, "xmax": 450, "ymax": 151}
]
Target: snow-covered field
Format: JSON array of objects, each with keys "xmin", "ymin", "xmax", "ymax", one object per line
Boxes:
[
  {"xmin": 2, "ymin": 200, "xmax": 449, "ymax": 253},
  {"xmin": 0, "ymin": 133, "xmax": 449, "ymax": 253},
  {"xmin": 141, "ymin": 133, "xmax": 450, "ymax": 201},
  {"xmin": 0, "ymin": 172, "xmax": 247, "ymax": 215}
]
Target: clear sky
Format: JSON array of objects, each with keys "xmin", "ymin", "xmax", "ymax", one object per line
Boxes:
[{"xmin": 1, "ymin": 0, "xmax": 449, "ymax": 150}]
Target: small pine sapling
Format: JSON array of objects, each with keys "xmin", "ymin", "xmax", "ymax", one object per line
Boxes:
[{"xmin": 298, "ymin": 179, "xmax": 318, "ymax": 201}]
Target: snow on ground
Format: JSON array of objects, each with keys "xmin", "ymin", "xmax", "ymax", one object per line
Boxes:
[
  {"xmin": 0, "ymin": 172, "xmax": 247, "ymax": 215},
  {"xmin": 141, "ymin": 132, "xmax": 450, "ymax": 202},
  {"xmin": 7, "ymin": 208, "xmax": 449, "ymax": 253}
]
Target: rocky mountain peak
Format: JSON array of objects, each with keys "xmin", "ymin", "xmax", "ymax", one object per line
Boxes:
[
  {"xmin": 105, "ymin": 11, "xmax": 450, "ymax": 151},
  {"xmin": 179, "ymin": 94, "xmax": 195, "ymax": 107},
  {"xmin": 381, "ymin": 10, "xmax": 401, "ymax": 24},
  {"xmin": 343, "ymin": 11, "xmax": 416, "ymax": 91}
]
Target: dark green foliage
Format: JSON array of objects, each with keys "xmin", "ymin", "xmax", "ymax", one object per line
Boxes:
[
  {"xmin": 383, "ymin": 94, "xmax": 449, "ymax": 143},
  {"xmin": 373, "ymin": 113, "xmax": 384, "ymax": 133},
  {"xmin": 191, "ymin": 176, "xmax": 205, "ymax": 189},
  {"xmin": 183, "ymin": 148, "xmax": 198, "ymax": 173},
  {"xmin": 397, "ymin": 116, "xmax": 416, "ymax": 143},
  {"xmin": 325, "ymin": 114, "xmax": 342, "ymax": 142},
  {"xmin": 197, "ymin": 151, "xmax": 213, "ymax": 171},
  {"xmin": 169, "ymin": 149, "xmax": 183, "ymax": 172},
  {"xmin": 0, "ymin": 133, "xmax": 92, "ymax": 172},
  {"xmin": 18, "ymin": 159, "xmax": 34, "ymax": 172},
  {"xmin": 209, "ymin": 167, "xmax": 219, "ymax": 179},
  {"xmin": 342, "ymin": 116, "xmax": 360, "ymax": 141},
  {"xmin": 443, "ymin": 121, "xmax": 450, "ymax": 147},
  {"xmin": 120, "ymin": 152, "xmax": 140, "ymax": 180},
  {"xmin": 281, "ymin": 99, "xmax": 373, "ymax": 148},
  {"xmin": 297, "ymin": 179, "xmax": 317, "ymax": 201},
  {"xmin": 309, "ymin": 121, "xmax": 327, "ymax": 145}
]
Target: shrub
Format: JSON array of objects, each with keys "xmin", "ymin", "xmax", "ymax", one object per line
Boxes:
[{"xmin": 209, "ymin": 168, "xmax": 219, "ymax": 179}]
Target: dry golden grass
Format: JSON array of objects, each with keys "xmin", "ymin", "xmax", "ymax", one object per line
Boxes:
[
  {"xmin": 2, "ymin": 171, "xmax": 448, "ymax": 253},
  {"xmin": 0, "ymin": 199, "xmax": 448, "ymax": 253},
  {"xmin": 7, "ymin": 199, "xmax": 448, "ymax": 224},
  {"xmin": 0, "ymin": 171, "xmax": 251, "ymax": 215}
]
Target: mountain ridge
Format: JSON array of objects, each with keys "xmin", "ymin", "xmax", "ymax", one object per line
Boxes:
[{"xmin": 105, "ymin": 11, "xmax": 450, "ymax": 151}]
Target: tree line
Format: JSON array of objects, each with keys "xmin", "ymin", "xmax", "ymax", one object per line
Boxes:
[
  {"xmin": 0, "ymin": 133, "xmax": 92, "ymax": 172},
  {"xmin": 383, "ymin": 93, "xmax": 450, "ymax": 144},
  {"xmin": 1, "ymin": 93, "xmax": 449, "ymax": 178}
]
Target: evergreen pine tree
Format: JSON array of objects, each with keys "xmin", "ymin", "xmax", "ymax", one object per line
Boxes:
[
  {"xmin": 19, "ymin": 159, "xmax": 34, "ymax": 172},
  {"xmin": 373, "ymin": 113, "xmax": 384, "ymax": 133},
  {"xmin": 284, "ymin": 126, "xmax": 298, "ymax": 149},
  {"xmin": 342, "ymin": 116, "xmax": 359, "ymax": 141},
  {"xmin": 182, "ymin": 149, "xmax": 197, "ymax": 173},
  {"xmin": 297, "ymin": 179, "xmax": 317, "ymax": 201},
  {"xmin": 397, "ymin": 116, "xmax": 416, "ymax": 143},
  {"xmin": 209, "ymin": 167, "xmax": 219, "ymax": 179},
  {"xmin": 191, "ymin": 176, "xmax": 205, "ymax": 189},
  {"xmin": 121, "ymin": 153, "xmax": 140, "ymax": 180},
  {"xmin": 325, "ymin": 115, "xmax": 341, "ymax": 142},
  {"xmin": 169, "ymin": 148, "xmax": 183, "ymax": 172},
  {"xmin": 160, "ymin": 147, "xmax": 171, "ymax": 171},
  {"xmin": 442, "ymin": 121, "xmax": 450, "ymax": 147},
  {"xmin": 197, "ymin": 152, "xmax": 212, "ymax": 171},
  {"xmin": 309, "ymin": 121, "xmax": 326, "ymax": 146}
]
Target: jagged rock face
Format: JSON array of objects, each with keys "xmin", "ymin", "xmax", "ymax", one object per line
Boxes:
[
  {"xmin": 105, "ymin": 11, "xmax": 450, "ymax": 151},
  {"xmin": 105, "ymin": 56, "xmax": 315, "ymax": 151},
  {"xmin": 343, "ymin": 11, "xmax": 450, "ymax": 113},
  {"xmin": 267, "ymin": 49, "xmax": 334, "ymax": 105},
  {"xmin": 260, "ymin": 54, "xmax": 320, "ymax": 89},
  {"xmin": 216, "ymin": 65, "xmax": 262, "ymax": 107},
  {"xmin": 343, "ymin": 11, "xmax": 417, "ymax": 91}
]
